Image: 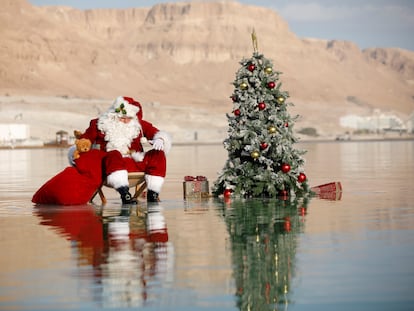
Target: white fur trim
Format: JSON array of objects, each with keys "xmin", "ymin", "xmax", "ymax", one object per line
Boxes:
[
  {"xmin": 108, "ymin": 221, "xmax": 130, "ymax": 239},
  {"xmin": 154, "ymin": 130, "xmax": 172, "ymax": 154},
  {"xmin": 112, "ymin": 96, "xmax": 140, "ymax": 118},
  {"xmin": 147, "ymin": 210, "xmax": 166, "ymax": 231},
  {"xmin": 145, "ymin": 175, "xmax": 164, "ymax": 193},
  {"xmin": 131, "ymin": 151, "xmax": 145, "ymax": 162},
  {"xmin": 107, "ymin": 169, "xmax": 129, "ymax": 189}
]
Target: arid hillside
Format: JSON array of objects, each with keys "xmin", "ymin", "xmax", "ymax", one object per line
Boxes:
[{"xmin": 1, "ymin": 0, "xmax": 413, "ymax": 141}]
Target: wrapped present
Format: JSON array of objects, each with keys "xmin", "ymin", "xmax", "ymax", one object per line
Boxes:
[{"xmin": 183, "ymin": 176, "xmax": 210, "ymax": 199}]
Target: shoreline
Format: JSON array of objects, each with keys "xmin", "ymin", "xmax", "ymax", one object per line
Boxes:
[{"xmin": 1, "ymin": 135, "xmax": 413, "ymax": 150}]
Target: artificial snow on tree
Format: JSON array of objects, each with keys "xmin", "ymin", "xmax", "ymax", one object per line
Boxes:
[{"xmin": 213, "ymin": 34, "xmax": 312, "ymax": 198}]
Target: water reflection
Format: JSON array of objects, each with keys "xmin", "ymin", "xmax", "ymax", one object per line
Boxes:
[
  {"xmin": 219, "ymin": 198, "xmax": 309, "ymax": 311},
  {"xmin": 33, "ymin": 204, "xmax": 172, "ymax": 308}
]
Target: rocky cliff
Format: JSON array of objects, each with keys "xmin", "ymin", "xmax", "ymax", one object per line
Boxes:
[{"xmin": 1, "ymin": 0, "xmax": 413, "ymax": 141}]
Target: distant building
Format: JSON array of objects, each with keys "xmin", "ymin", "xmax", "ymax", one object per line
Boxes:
[
  {"xmin": 340, "ymin": 111, "xmax": 406, "ymax": 132},
  {"xmin": 339, "ymin": 115, "xmax": 362, "ymax": 129},
  {"xmin": 0, "ymin": 123, "xmax": 44, "ymax": 147},
  {"xmin": 0, "ymin": 123, "xmax": 30, "ymax": 144},
  {"xmin": 56, "ymin": 130, "xmax": 69, "ymax": 145},
  {"xmin": 407, "ymin": 111, "xmax": 414, "ymax": 134}
]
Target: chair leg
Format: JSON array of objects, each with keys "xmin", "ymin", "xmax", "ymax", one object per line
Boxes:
[
  {"xmin": 90, "ymin": 186, "xmax": 107, "ymax": 205},
  {"xmin": 133, "ymin": 181, "xmax": 147, "ymax": 199},
  {"xmin": 91, "ymin": 175, "xmax": 145, "ymax": 204},
  {"xmin": 98, "ymin": 188, "xmax": 107, "ymax": 205},
  {"xmin": 89, "ymin": 189, "xmax": 99, "ymax": 203}
]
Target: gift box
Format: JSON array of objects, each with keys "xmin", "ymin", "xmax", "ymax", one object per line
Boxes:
[{"xmin": 183, "ymin": 176, "xmax": 210, "ymax": 199}]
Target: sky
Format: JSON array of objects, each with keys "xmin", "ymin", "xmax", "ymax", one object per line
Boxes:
[{"xmin": 28, "ymin": 0, "xmax": 414, "ymax": 51}]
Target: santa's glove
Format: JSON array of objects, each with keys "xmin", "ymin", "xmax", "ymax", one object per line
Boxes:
[{"xmin": 152, "ymin": 138, "xmax": 164, "ymax": 151}]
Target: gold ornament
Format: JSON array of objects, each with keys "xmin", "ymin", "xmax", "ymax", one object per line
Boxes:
[
  {"xmin": 264, "ymin": 67, "xmax": 272, "ymax": 74},
  {"xmin": 268, "ymin": 126, "xmax": 277, "ymax": 134},
  {"xmin": 277, "ymin": 97, "xmax": 285, "ymax": 103},
  {"xmin": 251, "ymin": 150, "xmax": 260, "ymax": 159},
  {"xmin": 240, "ymin": 82, "xmax": 248, "ymax": 90}
]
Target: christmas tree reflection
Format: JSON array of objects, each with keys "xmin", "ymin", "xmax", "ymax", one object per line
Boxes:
[{"xmin": 220, "ymin": 197, "xmax": 308, "ymax": 310}]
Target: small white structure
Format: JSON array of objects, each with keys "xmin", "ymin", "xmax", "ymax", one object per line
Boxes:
[
  {"xmin": 0, "ymin": 123, "xmax": 44, "ymax": 147},
  {"xmin": 340, "ymin": 111, "xmax": 406, "ymax": 132},
  {"xmin": 56, "ymin": 130, "xmax": 69, "ymax": 145},
  {"xmin": 340, "ymin": 115, "xmax": 362, "ymax": 129},
  {"xmin": 407, "ymin": 111, "xmax": 414, "ymax": 134},
  {"xmin": 0, "ymin": 123, "xmax": 30, "ymax": 142}
]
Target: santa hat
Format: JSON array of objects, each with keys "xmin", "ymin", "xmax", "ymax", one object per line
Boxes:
[{"xmin": 112, "ymin": 96, "xmax": 143, "ymax": 119}]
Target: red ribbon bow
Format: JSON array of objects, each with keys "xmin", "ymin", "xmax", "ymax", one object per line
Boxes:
[{"xmin": 184, "ymin": 175, "xmax": 207, "ymax": 181}]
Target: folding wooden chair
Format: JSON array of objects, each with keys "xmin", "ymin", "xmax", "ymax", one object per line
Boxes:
[{"xmin": 90, "ymin": 172, "xmax": 147, "ymax": 204}]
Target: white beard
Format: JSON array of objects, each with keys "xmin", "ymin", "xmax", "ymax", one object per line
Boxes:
[{"xmin": 97, "ymin": 113, "xmax": 141, "ymax": 155}]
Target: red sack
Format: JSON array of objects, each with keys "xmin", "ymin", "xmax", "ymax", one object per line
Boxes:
[{"xmin": 32, "ymin": 149, "xmax": 105, "ymax": 205}]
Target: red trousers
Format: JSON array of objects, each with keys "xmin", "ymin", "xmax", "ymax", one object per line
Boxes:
[{"xmin": 103, "ymin": 150, "xmax": 167, "ymax": 177}]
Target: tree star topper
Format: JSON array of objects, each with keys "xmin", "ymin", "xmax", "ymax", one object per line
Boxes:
[{"xmin": 251, "ymin": 29, "xmax": 258, "ymax": 53}]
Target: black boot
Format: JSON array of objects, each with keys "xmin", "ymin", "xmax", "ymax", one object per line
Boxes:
[
  {"xmin": 117, "ymin": 186, "xmax": 137, "ymax": 205},
  {"xmin": 119, "ymin": 205, "xmax": 131, "ymax": 217},
  {"xmin": 147, "ymin": 189, "xmax": 160, "ymax": 203}
]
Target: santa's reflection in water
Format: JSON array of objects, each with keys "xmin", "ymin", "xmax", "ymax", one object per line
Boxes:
[{"xmin": 34, "ymin": 203, "xmax": 173, "ymax": 308}]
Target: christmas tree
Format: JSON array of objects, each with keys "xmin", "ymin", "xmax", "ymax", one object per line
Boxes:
[{"xmin": 213, "ymin": 33, "xmax": 311, "ymax": 198}]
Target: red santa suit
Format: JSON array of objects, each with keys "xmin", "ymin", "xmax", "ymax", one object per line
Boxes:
[{"xmin": 77, "ymin": 96, "xmax": 172, "ymax": 203}]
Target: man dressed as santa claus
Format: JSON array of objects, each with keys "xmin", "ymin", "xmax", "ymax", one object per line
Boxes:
[{"xmin": 72, "ymin": 96, "xmax": 172, "ymax": 204}]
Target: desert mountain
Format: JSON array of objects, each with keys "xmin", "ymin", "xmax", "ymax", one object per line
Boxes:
[{"xmin": 1, "ymin": 0, "xmax": 413, "ymax": 141}]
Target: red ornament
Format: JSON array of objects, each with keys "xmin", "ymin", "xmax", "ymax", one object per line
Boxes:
[
  {"xmin": 234, "ymin": 109, "xmax": 240, "ymax": 116},
  {"xmin": 231, "ymin": 95, "xmax": 237, "ymax": 102},
  {"xmin": 267, "ymin": 81, "xmax": 276, "ymax": 89},
  {"xmin": 260, "ymin": 142, "xmax": 268, "ymax": 150},
  {"xmin": 284, "ymin": 122, "xmax": 289, "ymax": 127},
  {"xmin": 281, "ymin": 163, "xmax": 291, "ymax": 173},
  {"xmin": 258, "ymin": 102, "xmax": 266, "ymax": 110},
  {"xmin": 284, "ymin": 217, "xmax": 291, "ymax": 232},
  {"xmin": 278, "ymin": 189, "xmax": 289, "ymax": 199},
  {"xmin": 248, "ymin": 64, "xmax": 256, "ymax": 72},
  {"xmin": 297, "ymin": 172, "xmax": 306, "ymax": 183},
  {"xmin": 224, "ymin": 189, "xmax": 232, "ymax": 198}
]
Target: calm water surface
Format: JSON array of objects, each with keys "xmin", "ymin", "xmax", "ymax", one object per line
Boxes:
[{"xmin": 0, "ymin": 140, "xmax": 413, "ymax": 311}]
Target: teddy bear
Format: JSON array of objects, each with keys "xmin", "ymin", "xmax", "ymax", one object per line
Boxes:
[
  {"xmin": 72, "ymin": 138, "xmax": 92, "ymax": 160},
  {"xmin": 73, "ymin": 130, "xmax": 83, "ymax": 139}
]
